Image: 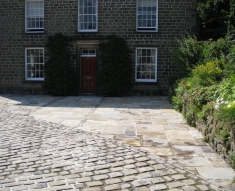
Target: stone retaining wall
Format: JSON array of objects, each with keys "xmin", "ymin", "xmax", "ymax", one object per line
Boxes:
[{"xmin": 183, "ymin": 102, "xmax": 235, "ymax": 167}]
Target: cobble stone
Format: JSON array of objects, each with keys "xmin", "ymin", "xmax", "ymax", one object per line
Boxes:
[
  {"xmin": 83, "ymin": 187, "xmax": 102, "ymax": 191},
  {"xmin": 132, "ymin": 179, "xmax": 150, "ymax": 187},
  {"xmin": 138, "ymin": 173, "xmax": 152, "ymax": 179},
  {"xmin": 0, "ymin": 188, "xmax": 10, "ymax": 191},
  {"xmin": 104, "ymin": 184, "xmax": 121, "ymax": 191},
  {"xmin": 133, "ymin": 186, "xmax": 151, "ymax": 191},
  {"xmin": 182, "ymin": 179, "xmax": 196, "ymax": 186},
  {"xmin": 28, "ymin": 175, "xmax": 43, "ymax": 180},
  {"xmin": 36, "ymin": 177, "xmax": 54, "ymax": 183},
  {"xmin": 66, "ymin": 174, "xmax": 80, "ymax": 179},
  {"xmin": 22, "ymin": 180, "xmax": 35, "ymax": 185},
  {"xmin": 93, "ymin": 175, "xmax": 109, "ymax": 181},
  {"xmin": 48, "ymin": 181, "xmax": 66, "ymax": 187},
  {"xmin": 76, "ymin": 177, "xmax": 92, "ymax": 183},
  {"xmin": 54, "ymin": 185, "xmax": 73, "ymax": 190},
  {"xmin": 95, "ymin": 164, "xmax": 110, "ymax": 170},
  {"xmin": 121, "ymin": 175, "xmax": 137, "ymax": 182},
  {"xmin": 182, "ymin": 186, "xmax": 197, "ymax": 191},
  {"xmin": 30, "ymin": 183, "xmax": 48, "ymax": 189},
  {"xmin": 105, "ymin": 178, "xmax": 122, "ymax": 185},
  {"xmin": 123, "ymin": 169, "xmax": 138, "ymax": 176},
  {"xmin": 138, "ymin": 166, "xmax": 155, "ymax": 173},
  {"xmin": 110, "ymin": 162, "xmax": 125, "ymax": 168},
  {"xmin": 81, "ymin": 172, "xmax": 94, "ymax": 177},
  {"xmin": 12, "ymin": 186, "xmax": 29, "ymax": 191},
  {"xmin": 121, "ymin": 183, "xmax": 131, "ymax": 189},
  {"xmin": 167, "ymin": 181, "xmax": 183, "ymax": 189},
  {"xmin": 196, "ymin": 185, "xmax": 210, "ymax": 191},
  {"xmin": 110, "ymin": 167, "xmax": 123, "ymax": 172},
  {"xmin": 171, "ymin": 174, "xmax": 186, "ymax": 180},
  {"xmin": 108, "ymin": 172, "xmax": 123, "ymax": 178},
  {"xmin": 148, "ymin": 177, "xmax": 166, "ymax": 184},
  {"xmin": 0, "ymin": 178, "xmax": 15, "ymax": 184},
  {"xmin": 4, "ymin": 182, "xmax": 22, "ymax": 187},
  {"xmin": 74, "ymin": 183, "xmax": 85, "ymax": 189},
  {"xmin": 150, "ymin": 184, "xmax": 168, "ymax": 191},
  {"xmin": 54, "ymin": 176, "xmax": 65, "ymax": 181},
  {"xmin": 86, "ymin": 181, "xmax": 103, "ymax": 187}
]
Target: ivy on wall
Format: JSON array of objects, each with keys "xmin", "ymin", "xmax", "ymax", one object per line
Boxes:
[
  {"xmin": 44, "ymin": 33, "xmax": 78, "ymax": 96},
  {"xmin": 98, "ymin": 35, "xmax": 132, "ymax": 96}
]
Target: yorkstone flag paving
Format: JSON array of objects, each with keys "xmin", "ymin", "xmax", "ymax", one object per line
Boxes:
[{"xmin": 0, "ymin": 95, "xmax": 234, "ymax": 191}]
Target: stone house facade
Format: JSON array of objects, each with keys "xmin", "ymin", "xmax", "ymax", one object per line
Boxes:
[{"xmin": 0, "ymin": 0, "xmax": 197, "ymax": 95}]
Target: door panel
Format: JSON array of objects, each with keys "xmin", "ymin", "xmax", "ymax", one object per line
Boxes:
[{"xmin": 81, "ymin": 57, "xmax": 96, "ymax": 93}]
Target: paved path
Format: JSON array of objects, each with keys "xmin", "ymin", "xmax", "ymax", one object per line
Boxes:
[{"xmin": 0, "ymin": 94, "xmax": 235, "ymax": 191}]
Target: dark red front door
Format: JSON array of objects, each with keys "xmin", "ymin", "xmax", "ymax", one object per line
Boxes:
[{"xmin": 81, "ymin": 57, "xmax": 97, "ymax": 93}]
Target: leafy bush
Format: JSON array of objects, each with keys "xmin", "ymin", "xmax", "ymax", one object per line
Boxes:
[
  {"xmin": 197, "ymin": 0, "xmax": 235, "ymax": 40},
  {"xmin": 172, "ymin": 34, "xmax": 204, "ymax": 79},
  {"xmin": 224, "ymin": 46, "xmax": 235, "ymax": 76},
  {"xmin": 44, "ymin": 33, "xmax": 78, "ymax": 96},
  {"xmin": 190, "ymin": 85, "xmax": 217, "ymax": 107},
  {"xmin": 98, "ymin": 35, "xmax": 132, "ymax": 96},
  {"xmin": 215, "ymin": 74, "xmax": 235, "ymax": 101},
  {"xmin": 190, "ymin": 59, "xmax": 223, "ymax": 86},
  {"xmin": 202, "ymin": 37, "xmax": 234, "ymax": 63},
  {"xmin": 215, "ymin": 100, "xmax": 235, "ymax": 123}
]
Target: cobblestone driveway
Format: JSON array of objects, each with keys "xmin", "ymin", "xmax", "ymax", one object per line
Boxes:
[{"xmin": 0, "ymin": 95, "xmax": 234, "ymax": 191}]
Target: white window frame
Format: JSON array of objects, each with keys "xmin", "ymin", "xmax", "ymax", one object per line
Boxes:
[
  {"xmin": 136, "ymin": 0, "xmax": 158, "ymax": 32},
  {"xmin": 25, "ymin": 48, "xmax": 44, "ymax": 81},
  {"xmin": 78, "ymin": 0, "xmax": 98, "ymax": 32},
  {"xmin": 135, "ymin": 48, "xmax": 158, "ymax": 82},
  {"xmin": 25, "ymin": 0, "xmax": 44, "ymax": 33}
]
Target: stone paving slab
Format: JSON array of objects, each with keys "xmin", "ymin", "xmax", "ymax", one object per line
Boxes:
[{"xmin": 0, "ymin": 94, "xmax": 235, "ymax": 190}]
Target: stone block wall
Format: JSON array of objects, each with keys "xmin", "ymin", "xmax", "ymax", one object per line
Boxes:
[
  {"xmin": 182, "ymin": 102, "xmax": 235, "ymax": 168},
  {"xmin": 0, "ymin": 0, "xmax": 197, "ymax": 94}
]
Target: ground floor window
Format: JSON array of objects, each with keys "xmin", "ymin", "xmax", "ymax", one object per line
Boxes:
[
  {"xmin": 25, "ymin": 48, "xmax": 44, "ymax": 80},
  {"xmin": 135, "ymin": 48, "xmax": 157, "ymax": 82}
]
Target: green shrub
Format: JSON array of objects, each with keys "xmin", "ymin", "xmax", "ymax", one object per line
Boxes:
[
  {"xmin": 44, "ymin": 33, "xmax": 78, "ymax": 96},
  {"xmin": 171, "ymin": 79, "xmax": 189, "ymax": 111},
  {"xmin": 172, "ymin": 34, "xmax": 204, "ymax": 79},
  {"xmin": 230, "ymin": 155, "xmax": 235, "ymax": 169},
  {"xmin": 201, "ymin": 102, "xmax": 215, "ymax": 119},
  {"xmin": 203, "ymin": 136, "xmax": 209, "ymax": 143},
  {"xmin": 202, "ymin": 37, "xmax": 234, "ymax": 63},
  {"xmin": 98, "ymin": 35, "xmax": 132, "ymax": 96},
  {"xmin": 215, "ymin": 99, "xmax": 235, "ymax": 123},
  {"xmin": 197, "ymin": 0, "xmax": 234, "ymax": 40},
  {"xmin": 215, "ymin": 74, "xmax": 235, "ymax": 101},
  {"xmin": 190, "ymin": 85, "xmax": 217, "ymax": 106},
  {"xmin": 191, "ymin": 59, "xmax": 223, "ymax": 86},
  {"xmin": 224, "ymin": 46, "xmax": 235, "ymax": 76}
]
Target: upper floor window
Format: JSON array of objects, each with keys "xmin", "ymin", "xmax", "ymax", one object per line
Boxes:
[
  {"xmin": 137, "ymin": 0, "xmax": 158, "ymax": 32},
  {"xmin": 25, "ymin": 0, "xmax": 44, "ymax": 33},
  {"xmin": 78, "ymin": 0, "xmax": 98, "ymax": 32},
  {"xmin": 25, "ymin": 48, "xmax": 44, "ymax": 81},
  {"xmin": 136, "ymin": 48, "xmax": 157, "ymax": 82}
]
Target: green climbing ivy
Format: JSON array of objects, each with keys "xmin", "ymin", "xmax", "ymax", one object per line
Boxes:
[{"xmin": 44, "ymin": 33, "xmax": 78, "ymax": 96}]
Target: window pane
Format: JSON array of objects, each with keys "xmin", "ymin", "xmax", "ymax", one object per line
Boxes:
[
  {"xmin": 137, "ymin": 0, "xmax": 157, "ymax": 30},
  {"xmin": 136, "ymin": 48, "xmax": 157, "ymax": 81},
  {"xmin": 26, "ymin": 0, "xmax": 44, "ymax": 31},
  {"xmin": 26, "ymin": 48, "xmax": 44, "ymax": 80},
  {"xmin": 151, "ymin": 72, "xmax": 155, "ymax": 79},
  {"xmin": 79, "ymin": 0, "xmax": 97, "ymax": 31},
  {"xmin": 80, "ymin": 0, "xmax": 84, "ymax": 7}
]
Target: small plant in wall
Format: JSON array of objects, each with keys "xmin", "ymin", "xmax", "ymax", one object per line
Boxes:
[
  {"xmin": 44, "ymin": 33, "xmax": 78, "ymax": 96},
  {"xmin": 98, "ymin": 35, "xmax": 132, "ymax": 96}
]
